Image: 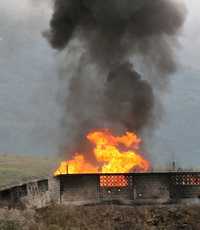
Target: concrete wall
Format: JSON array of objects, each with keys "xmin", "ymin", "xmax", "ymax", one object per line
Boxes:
[
  {"xmin": 59, "ymin": 175, "xmax": 99, "ymax": 204},
  {"xmin": 170, "ymin": 173, "xmax": 200, "ymax": 200},
  {"xmin": 58, "ymin": 174, "xmax": 171, "ymax": 204},
  {"xmin": 1, "ymin": 173, "xmax": 200, "ymax": 207},
  {"xmin": 133, "ymin": 174, "xmax": 170, "ymax": 203},
  {"xmin": 48, "ymin": 177, "xmax": 60, "ymax": 203},
  {"xmin": 58, "ymin": 173, "xmax": 200, "ymax": 205},
  {"xmin": 0, "ymin": 179, "xmax": 50, "ymax": 208}
]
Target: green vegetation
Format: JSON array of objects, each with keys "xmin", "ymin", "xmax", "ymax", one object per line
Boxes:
[{"xmin": 0, "ymin": 154, "xmax": 57, "ymax": 189}]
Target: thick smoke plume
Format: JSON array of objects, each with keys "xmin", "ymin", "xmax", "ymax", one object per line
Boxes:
[{"xmin": 47, "ymin": 0, "xmax": 186, "ymax": 156}]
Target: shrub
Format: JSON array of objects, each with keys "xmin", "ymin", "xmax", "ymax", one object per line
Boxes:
[{"xmin": 0, "ymin": 220, "xmax": 21, "ymax": 230}]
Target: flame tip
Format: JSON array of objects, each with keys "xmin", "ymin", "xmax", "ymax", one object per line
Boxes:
[{"xmin": 55, "ymin": 129, "xmax": 150, "ymax": 175}]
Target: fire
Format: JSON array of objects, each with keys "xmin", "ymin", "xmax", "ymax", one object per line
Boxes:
[
  {"xmin": 54, "ymin": 130, "xmax": 150, "ymax": 176},
  {"xmin": 100, "ymin": 175, "xmax": 128, "ymax": 187},
  {"xmin": 54, "ymin": 154, "xmax": 98, "ymax": 175}
]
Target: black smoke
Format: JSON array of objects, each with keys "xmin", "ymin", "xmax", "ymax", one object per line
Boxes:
[
  {"xmin": 46, "ymin": 0, "xmax": 186, "ymax": 155},
  {"xmin": 105, "ymin": 63, "xmax": 154, "ymax": 132}
]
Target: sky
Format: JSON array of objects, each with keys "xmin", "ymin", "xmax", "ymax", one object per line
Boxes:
[{"xmin": 0, "ymin": 0, "xmax": 200, "ymax": 168}]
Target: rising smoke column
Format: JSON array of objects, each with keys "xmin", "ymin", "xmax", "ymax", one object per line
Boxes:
[{"xmin": 46, "ymin": 0, "xmax": 186, "ymax": 155}]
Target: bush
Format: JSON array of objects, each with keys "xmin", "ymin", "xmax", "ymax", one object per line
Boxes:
[{"xmin": 0, "ymin": 220, "xmax": 21, "ymax": 230}]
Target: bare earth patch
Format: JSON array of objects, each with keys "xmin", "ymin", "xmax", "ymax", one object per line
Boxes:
[{"xmin": 0, "ymin": 204, "xmax": 200, "ymax": 230}]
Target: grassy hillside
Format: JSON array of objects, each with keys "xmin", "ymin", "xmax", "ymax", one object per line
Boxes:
[{"xmin": 0, "ymin": 154, "xmax": 57, "ymax": 189}]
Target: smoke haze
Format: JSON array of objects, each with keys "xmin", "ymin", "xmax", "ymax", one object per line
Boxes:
[
  {"xmin": 0, "ymin": 0, "xmax": 200, "ymax": 169},
  {"xmin": 46, "ymin": 0, "xmax": 186, "ymax": 157}
]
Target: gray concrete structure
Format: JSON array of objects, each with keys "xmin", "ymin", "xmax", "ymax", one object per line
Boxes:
[
  {"xmin": 57, "ymin": 172, "xmax": 200, "ymax": 205},
  {"xmin": 1, "ymin": 172, "xmax": 200, "ymax": 207},
  {"xmin": 0, "ymin": 178, "xmax": 50, "ymax": 208}
]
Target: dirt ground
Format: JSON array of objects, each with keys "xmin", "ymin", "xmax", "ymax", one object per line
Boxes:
[{"xmin": 0, "ymin": 204, "xmax": 200, "ymax": 230}]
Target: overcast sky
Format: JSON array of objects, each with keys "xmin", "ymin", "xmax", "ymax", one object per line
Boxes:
[{"xmin": 0, "ymin": 0, "xmax": 200, "ymax": 168}]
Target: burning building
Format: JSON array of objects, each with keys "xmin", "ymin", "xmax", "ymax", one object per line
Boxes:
[
  {"xmin": 0, "ymin": 0, "xmax": 193, "ymax": 207},
  {"xmin": 50, "ymin": 131, "xmax": 200, "ymax": 205},
  {"xmin": 2, "ymin": 172, "xmax": 200, "ymax": 207},
  {"xmin": 45, "ymin": 0, "xmax": 187, "ymax": 170},
  {"xmin": 56, "ymin": 172, "xmax": 200, "ymax": 205},
  {"xmin": 2, "ymin": 131, "xmax": 200, "ymax": 207}
]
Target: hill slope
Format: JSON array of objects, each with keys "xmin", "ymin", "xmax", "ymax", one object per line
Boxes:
[{"xmin": 0, "ymin": 154, "xmax": 56, "ymax": 189}]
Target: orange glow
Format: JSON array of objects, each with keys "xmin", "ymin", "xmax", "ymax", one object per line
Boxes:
[
  {"xmin": 54, "ymin": 154, "xmax": 98, "ymax": 175},
  {"xmin": 100, "ymin": 175, "xmax": 128, "ymax": 187},
  {"xmin": 54, "ymin": 130, "xmax": 150, "ymax": 176}
]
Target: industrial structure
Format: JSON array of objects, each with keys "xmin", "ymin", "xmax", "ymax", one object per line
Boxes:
[{"xmin": 1, "ymin": 172, "xmax": 200, "ymax": 208}]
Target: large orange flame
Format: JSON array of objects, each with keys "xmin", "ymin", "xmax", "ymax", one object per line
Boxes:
[{"xmin": 54, "ymin": 130, "xmax": 150, "ymax": 175}]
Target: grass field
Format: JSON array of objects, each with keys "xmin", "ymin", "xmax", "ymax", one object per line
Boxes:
[{"xmin": 0, "ymin": 154, "xmax": 58, "ymax": 189}]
